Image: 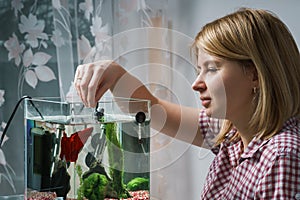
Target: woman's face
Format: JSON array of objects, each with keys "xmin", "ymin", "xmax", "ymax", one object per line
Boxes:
[{"xmin": 192, "ymin": 48, "xmax": 256, "ymax": 122}]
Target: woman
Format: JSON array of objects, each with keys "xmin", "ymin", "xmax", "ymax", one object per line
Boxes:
[{"xmin": 75, "ymin": 8, "xmax": 300, "ymax": 199}]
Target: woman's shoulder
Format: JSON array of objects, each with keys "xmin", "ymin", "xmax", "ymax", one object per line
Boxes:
[
  {"xmin": 268, "ymin": 117, "xmax": 300, "ymax": 156},
  {"xmin": 272, "ymin": 117, "xmax": 300, "ymax": 143}
]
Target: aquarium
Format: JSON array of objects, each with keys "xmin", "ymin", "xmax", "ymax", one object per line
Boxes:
[{"xmin": 24, "ymin": 97, "xmax": 151, "ymax": 200}]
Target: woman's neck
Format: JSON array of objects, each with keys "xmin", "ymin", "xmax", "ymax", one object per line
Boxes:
[{"xmin": 231, "ymin": 115, "xmax": 255, "ymax": 150}]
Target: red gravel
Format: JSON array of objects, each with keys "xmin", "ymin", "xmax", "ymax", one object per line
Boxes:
[
  {"xmin": 27, "ymin": 190, "xmax": 149, "ymax": 200},
  {"xmin": 27, "ymin": 191, "xmax": 57, "ymax": 200},
  {"xmin": 105, "ymin": 190, "xmax": 149, "ymax": 200}
]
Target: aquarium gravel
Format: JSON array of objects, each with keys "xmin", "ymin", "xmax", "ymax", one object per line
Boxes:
[
  {"xmin": 104, "ymin": 190, "xmax": 149, "ymax": 200},
  {"xmin": 27, "ymin": 191, "xmax": 57, "ymax": 200}
]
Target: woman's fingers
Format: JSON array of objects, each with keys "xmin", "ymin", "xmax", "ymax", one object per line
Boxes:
[
  {"xmin": 87, "ymin": 66, "xmax": 106, "ymax": 107},
  {"xmin": 74, "ymin": 61, "xmax": 114, "ymax": 107},
  {"xmin": 74, "ymin": 64, "xmax": 84, "ymax": 103},
  {"xmin": 79, "ymin": 64, "xmax": 94, "ymax": 106},
  {"xmin": 75, "ymin": 63, "xmax": 94, "ymax": 106}
]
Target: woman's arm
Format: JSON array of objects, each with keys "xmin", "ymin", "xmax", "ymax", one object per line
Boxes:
[{"xmin": 75, "ymin": 61, "xmax": 203, "ymax": 146}]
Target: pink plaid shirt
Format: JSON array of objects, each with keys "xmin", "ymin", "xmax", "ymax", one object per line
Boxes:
[{"xmin": 199, "ymin": 110, "xmax": 300, "ymax": 199}]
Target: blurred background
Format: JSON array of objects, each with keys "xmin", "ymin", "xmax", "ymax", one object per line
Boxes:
[{"xmin": 0, "ymin": 0, "xmax": 299, "ymax": 199}]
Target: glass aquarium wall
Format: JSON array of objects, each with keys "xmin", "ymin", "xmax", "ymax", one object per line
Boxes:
[{"xmin": 24, "ymin": 97, "xmax": 150, "ymax": 200}]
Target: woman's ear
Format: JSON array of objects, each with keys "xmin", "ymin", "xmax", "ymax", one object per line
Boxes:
[
  {"xmin": 243, "ymin": 62, "xmax": 259, "ymax": 91},
  {"xmin": 244, "ymin": 62, "xmax": 259, "ymax": 86}
]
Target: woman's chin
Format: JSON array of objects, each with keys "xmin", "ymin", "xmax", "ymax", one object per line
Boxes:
[
  {"xmin": 204, "ymin": 109, "xmax": 212, "ymax": 117},
  {"xmin": 205, "ymin": 108, "xmax": 227, "ymax": 119}
]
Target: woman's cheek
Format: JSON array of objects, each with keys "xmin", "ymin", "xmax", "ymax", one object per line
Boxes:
[{"xmin": 206, "ymin": 74, "xmax": 227, "ymax": 118}]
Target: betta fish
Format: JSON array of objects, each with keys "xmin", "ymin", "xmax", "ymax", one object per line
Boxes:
[{"xmin": 60, "ymin": 127, "xmax": 93, "ymax": 162}]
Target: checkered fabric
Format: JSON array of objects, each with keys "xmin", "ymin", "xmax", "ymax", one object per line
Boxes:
[{"xmin": 199, "ymin": 110, "xmax": 300, "ymax": 199}]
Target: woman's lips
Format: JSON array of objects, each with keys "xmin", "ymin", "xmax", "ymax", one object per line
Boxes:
[{"xmin": 200, "ymin": 97, "xmax": 211, "ymax": 108}]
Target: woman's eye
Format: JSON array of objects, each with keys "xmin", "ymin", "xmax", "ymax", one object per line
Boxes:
[
  {"xmin": 207, "ymin": 63, "xmax": 219, "ymax": 72},
  {"xmin": 207, "ymin": 67, "xmax": 218, "ymax": 72},
  {"xmin": 195, "ymin": 64, "xmax": 218, "ymax": 75}
]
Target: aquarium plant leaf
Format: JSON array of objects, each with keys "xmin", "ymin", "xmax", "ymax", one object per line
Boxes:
[
  {"xmin": 50, "ymin": 159, "xmax": 71, "ymax": 198},
  {"xmin": 78, "ymin": 173, "xmax": 109, "ymax": 200},
  {"xmin": 105, "ymin": 122, "xmax": 131, "ymax": 199},
  {"xmin": 126, "ymin": 177, "xmax": 149, "ymax": 191}
]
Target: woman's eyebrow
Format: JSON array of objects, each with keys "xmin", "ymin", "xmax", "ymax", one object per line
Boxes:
[{"xmin": 198, "ymin": 60, "xmax": 221, "ymax": 68}]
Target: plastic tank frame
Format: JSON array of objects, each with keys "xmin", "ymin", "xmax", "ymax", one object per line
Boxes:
[{"xmin": 24, "ymin": 97, "xmax": 151, "ymax": 200}]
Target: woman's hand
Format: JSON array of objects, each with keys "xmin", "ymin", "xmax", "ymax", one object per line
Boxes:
[{"xmin": 74, "ymin": 60, "xmax": 125, "ymax": 107}]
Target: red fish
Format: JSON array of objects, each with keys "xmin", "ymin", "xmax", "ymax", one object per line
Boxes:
[{"xmin": 60, "ymin": 127, "xmax": 93, "ymax": 162}]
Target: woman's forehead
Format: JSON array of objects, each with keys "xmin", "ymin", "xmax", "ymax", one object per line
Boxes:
[{"xmin": 197, "ymin": 48, "xmax": 221, "ymax": 65}]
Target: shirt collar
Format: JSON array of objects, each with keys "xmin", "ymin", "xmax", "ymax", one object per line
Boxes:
[
  {"xmin": 224, "ymin": 136, "xmax": 269, "ymax": 167},
  {"xmin": 223, "ymin": 117, "xmax": 299, "ymax": 166},
  {"xmin": 240, "ymin": 117, "xmax": 299, "ymax": 161},
  {"xmin": 240, "ymin": 137, "xmax": 269, "ymax": 160}
]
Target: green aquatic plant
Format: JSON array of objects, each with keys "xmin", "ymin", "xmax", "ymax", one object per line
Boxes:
[
  {"xmin": 76, "ymin": 115, "xmax": 130, "ymax": 199},
  {"xmin": 77, "ymin": 172, "xmax": 109, "ymax": 200},
  {"xmin": 126, "ymin": 177, "xmax": 149, "ymax": 191},
  {"xmin": 105, "ymin": 122, "xmax": 130, "ymax": 198}
]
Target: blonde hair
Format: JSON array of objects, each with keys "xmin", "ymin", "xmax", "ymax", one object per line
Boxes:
[{"xmin": 192, "ymin": 8, "xmax": 300, "ymax": 145}]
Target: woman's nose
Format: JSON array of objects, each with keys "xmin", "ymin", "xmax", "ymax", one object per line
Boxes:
[{"xmin": 192, "ymin": 76, "xmax": 207, "ymax": 92}]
